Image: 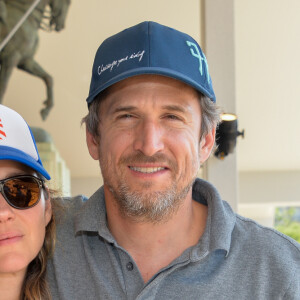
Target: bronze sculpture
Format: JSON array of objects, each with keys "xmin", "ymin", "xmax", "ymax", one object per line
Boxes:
[{"xmin": 0, "ymin": 0, "xmax": 71, "ymax": 120}]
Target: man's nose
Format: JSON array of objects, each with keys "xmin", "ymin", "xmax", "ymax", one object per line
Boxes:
[
  {"xmin": 133, "ymin": 120, "xmax": 164, "ymax": 156},
  {"xmin": 0, "ymin": 192, "xmax": 15, "ymax": 223}
]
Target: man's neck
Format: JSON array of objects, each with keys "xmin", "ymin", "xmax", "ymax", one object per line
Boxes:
[{"xmin": 105, "ymin": 187, "xmax": 208, "ymax": 283}]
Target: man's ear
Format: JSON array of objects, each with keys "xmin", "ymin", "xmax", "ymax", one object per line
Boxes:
[
  {"xmin": 86, "ymin": 127, "xmax": 100, "ymax": 160},
  {"xmin": 199, "ymin": 128, "xmax": 216, "ymax": 163}
]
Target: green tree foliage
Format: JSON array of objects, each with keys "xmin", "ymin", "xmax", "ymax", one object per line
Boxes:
[{"xmin": 275, "ymin": 207, "xmax": 300, "ymax": 243}]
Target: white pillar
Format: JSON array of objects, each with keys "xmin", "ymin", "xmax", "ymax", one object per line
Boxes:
[
  {"xmin": 203, "ymin": 0, "xmax": 238, "ymax": 210},
  {"xmin": 37, "ymin": 142, "xmax": 71, "ymax": 196}
]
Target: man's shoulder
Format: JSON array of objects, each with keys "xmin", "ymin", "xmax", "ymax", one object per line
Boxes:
[
  {"xmin": 53, "ymin": 187, "xmax": 106, "ymax": 235},
  {"xmin": 61, "ymin": 194, "xmax": 88, "ymax": 207},
  {"xmin": 55, "ymin": 194, "xmax": 87, "ymax": 215},
  {"xmin": 233, "ymin": 214, "xmax": 300, "ymax": 261},
  {"xmin": 53, "ymin": 194, "xmax": 88, "ymax": 229}
]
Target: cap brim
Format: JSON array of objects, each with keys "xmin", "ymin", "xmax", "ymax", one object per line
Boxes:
[
  {"xmin": 0, "ymin": 146, "xmax": 51, "ymax": 180},
  {"xmin": 86, "ymin": 67, "xmax": 216, "ymax": 104}
]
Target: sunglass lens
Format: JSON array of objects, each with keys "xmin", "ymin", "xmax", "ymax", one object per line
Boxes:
[{"xmin": 3, "ymin": 177, "xmax": 40, "ymax": 208}]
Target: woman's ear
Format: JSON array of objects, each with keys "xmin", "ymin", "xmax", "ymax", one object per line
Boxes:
[
  {"xmin": 86, "ymin": 127, "xmax": 100, "ymax": 160},
  {"xmin": 199, "ymin": 128, "xmax": 216, "ymax": 163},
  {"xmin": 44, "ymin": 188, "xmax": 52, "ymax": 226}
]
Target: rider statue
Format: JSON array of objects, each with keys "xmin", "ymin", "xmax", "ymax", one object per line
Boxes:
[{"xmin": 0, "ymin": 0, "xmax": 71, "ymax": 120}]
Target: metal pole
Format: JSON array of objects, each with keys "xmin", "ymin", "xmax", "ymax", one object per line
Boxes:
[{"xmin": 0, "ymin": 0, "xmax": 41, "ymax": 52}]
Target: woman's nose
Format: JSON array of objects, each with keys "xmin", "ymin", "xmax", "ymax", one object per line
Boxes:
[{"xmin": 0, "ymin": 192, "xmax": 15, "ymax": 223}]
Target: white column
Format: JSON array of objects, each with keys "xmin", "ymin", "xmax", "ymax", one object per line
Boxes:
[
  {"xmin": 37, "ymin": 142, "xmax": 71, "ymax": 196},
  {"xmin": 203, "ymin": 0, "xmax": 238, "ymax": 210}
]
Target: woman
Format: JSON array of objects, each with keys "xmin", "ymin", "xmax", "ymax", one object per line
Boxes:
[{"xmin": 0, "ymin": 104, "xmax": 55, "ymax": 300}]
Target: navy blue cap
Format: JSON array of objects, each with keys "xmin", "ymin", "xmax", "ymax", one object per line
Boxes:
[{"xmin": 86, "ymin": 21, "xmax": 216, "ymax": 104}]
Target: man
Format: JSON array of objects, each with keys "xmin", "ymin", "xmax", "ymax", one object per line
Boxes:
[{"xmin": 48, "ymin": 22, "xmax": 300, "ymax": 299}]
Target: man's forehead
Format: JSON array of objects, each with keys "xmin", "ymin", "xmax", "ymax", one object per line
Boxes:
[
  {"xmin": 100, "ymin": 74, "xmax": 200, "ymax": 111},
  {"xmin": 108, "ymin": 74, "xmax": 197, "ymax": 92}
]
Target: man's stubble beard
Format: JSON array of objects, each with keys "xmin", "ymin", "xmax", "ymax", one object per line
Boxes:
[{"xmin": 99, "ymin": 151, "xmax": 201, "ymax": 223}]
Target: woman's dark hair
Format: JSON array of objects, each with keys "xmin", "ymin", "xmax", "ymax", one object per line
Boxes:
[{"xmin": 21, "ymin": 189, "xmax": 60, "ymax": 300}]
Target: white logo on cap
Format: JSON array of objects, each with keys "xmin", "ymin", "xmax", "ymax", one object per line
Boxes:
[
  {"xmin": 97, "ymin": 50, "xmax": 145, "ymax": 76},
  {"xmin": 186, "ymin": 41, "xmax": 210, "ymax": 83},
  {"xmin": 0, "ymin": 106, "xmax": 39, "ymax": 161}
]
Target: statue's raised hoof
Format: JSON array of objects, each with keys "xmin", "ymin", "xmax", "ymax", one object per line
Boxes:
[{"xmin": 40, "ymin": 107, "xmax": 50, "ymax": 121}]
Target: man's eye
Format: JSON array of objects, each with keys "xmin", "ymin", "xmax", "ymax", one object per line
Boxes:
[
  {"xmin": 166, "ymin": 114, "xmax": 181, "ymax": 120},
  {"xmin": 119, "ymin": 114, "xmax": 133, "ymax": 119}
]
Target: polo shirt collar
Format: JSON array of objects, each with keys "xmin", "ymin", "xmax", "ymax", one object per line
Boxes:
[
  {"xmin": 74, "ymin": 186, "xmax": 116, "ymax": 243},
  {"xmin": 191, "ymin": 178, "xmax": 236, "ymax": 259}
]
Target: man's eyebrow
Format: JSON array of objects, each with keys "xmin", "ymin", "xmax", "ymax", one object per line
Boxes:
[
  {"xmin": 110, "ymin": 105, "xmax": 189, "ymax": 114},
  {"xmin": 111, "ymin": 106, "xmax": 136, "ymax": 114},
  {"xmin": 161, "ymin": 105, "xmax": 187, "ymax": 113}
]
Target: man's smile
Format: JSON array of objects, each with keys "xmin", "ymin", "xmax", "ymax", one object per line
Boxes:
[{"xmin": 129, "ymin": 166, "xmax": 166, "ymax": 174}]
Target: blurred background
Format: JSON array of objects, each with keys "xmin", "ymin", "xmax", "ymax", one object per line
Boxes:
[{"xmin": 2, "ymin": 0, "xmax": 300, "ymax": 241}]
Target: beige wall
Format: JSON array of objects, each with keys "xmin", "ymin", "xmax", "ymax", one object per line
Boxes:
[
  {"xmin": 235, "ymin": 0, "xmax": 300, "ymax": 171},
  {"xmin": 235, "ymin": 0, "xmax": 300, "ymax": 223},
  {"xmin": 239, "ymin": 170, "xmax": 300, "ymax": 204},
  {"xmin": 238, "ymin": 170, "xmax": 300, "ymax": 227}
]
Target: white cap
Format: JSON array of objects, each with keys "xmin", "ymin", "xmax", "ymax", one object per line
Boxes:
[{"xmin": 0, "ymin": 105, "xmax": 50, "ymax": 179}]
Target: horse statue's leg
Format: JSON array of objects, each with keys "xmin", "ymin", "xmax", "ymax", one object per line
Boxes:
[
  {"xmin": 0, "ymin": 53, "xmax": 20, "ymax": 104},
  {"xmin": 18, "ymin": 58, "xmax": 53, "ymax": 120}
]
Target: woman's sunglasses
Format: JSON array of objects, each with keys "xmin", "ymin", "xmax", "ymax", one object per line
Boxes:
[{"xmin": 0, "ymin": 175, "xmax": 48, "ymax": 210}]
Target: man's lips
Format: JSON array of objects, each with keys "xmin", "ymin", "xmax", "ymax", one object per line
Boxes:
[
  {"xmin": 121, "ymin": 152, "xmax": 176, "ymax": 174},
  {"xmin": 129, "ymin": 166, "xmax": 167, "ymax": 174}
]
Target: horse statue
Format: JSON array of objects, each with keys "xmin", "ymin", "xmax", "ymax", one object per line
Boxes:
[{"xmin": 0, "ymin": 0, "xmax": 71, "ymax": 120}]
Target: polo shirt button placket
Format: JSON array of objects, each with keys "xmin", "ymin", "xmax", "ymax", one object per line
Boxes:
[{"xmin": 126, "ymin": 262, "xmax": 134, "ymax": 271}]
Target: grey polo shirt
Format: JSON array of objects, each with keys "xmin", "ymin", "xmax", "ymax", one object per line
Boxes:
[{"xmin": 48, "ymin": 179, "xmax": 300, "ymax": 300}]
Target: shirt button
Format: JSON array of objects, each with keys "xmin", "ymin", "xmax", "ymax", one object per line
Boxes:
[{"xmin": 126, "ymin": 262, "xmax": 134, "ymax": 271}]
